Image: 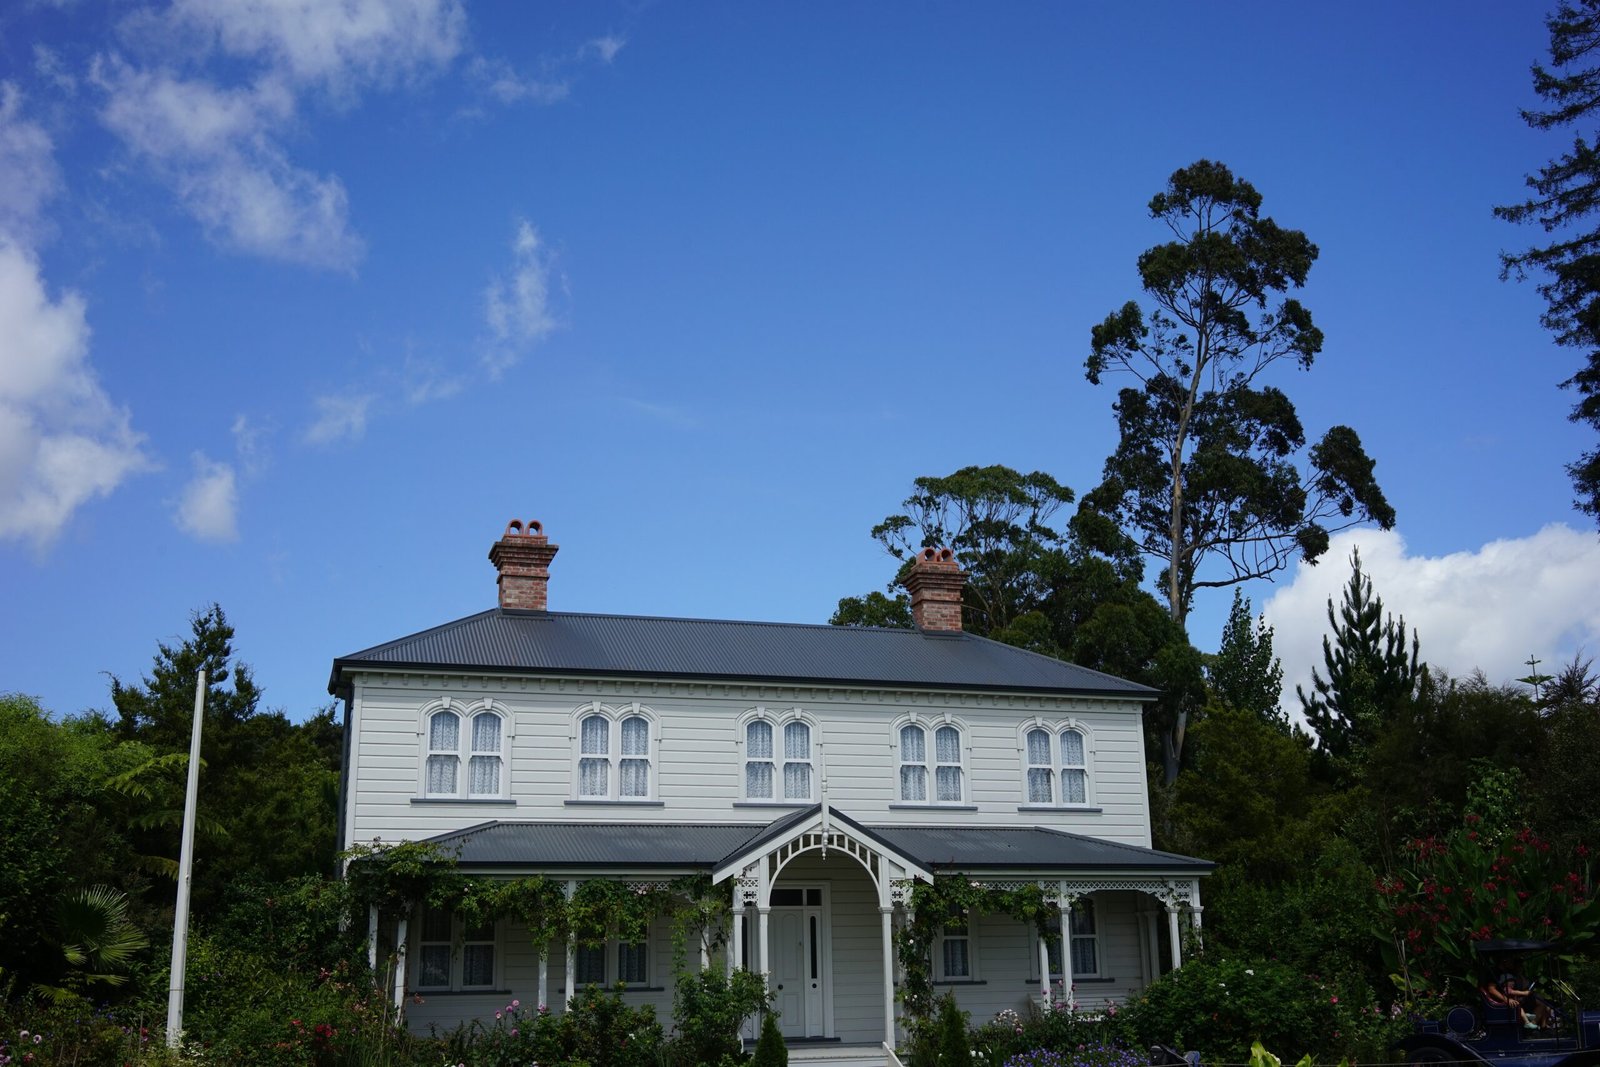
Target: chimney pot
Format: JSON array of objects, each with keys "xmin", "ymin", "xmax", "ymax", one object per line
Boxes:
[
  {"xmin": 901, "ymin": 546, "xmax": 966, "ymax": 632},
  {"xmin": 489, "ymin": 518, "xmax": 559, "ymax": 611}
]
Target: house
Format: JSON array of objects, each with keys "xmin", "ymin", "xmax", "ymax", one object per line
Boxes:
[{"xmin": 329, "ymin": 520, "xmax": 1209, "ymax": 1064}]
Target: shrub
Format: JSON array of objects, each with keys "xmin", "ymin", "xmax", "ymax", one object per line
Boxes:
[
  {"xmin": 1122, "ymin": 956, "xmax": 1333, "ymax": 1063},
  {"xmin": 1002, "ymin": 1043, "xmax": 1146, "ymax": 1067},
  {"xmin": 751, "ymin": 1010, "xmax": 786, "ymax": 1067},
  {"xmin": 667, "ymin": 965, "xmax": 768, "ymax": 1066}
]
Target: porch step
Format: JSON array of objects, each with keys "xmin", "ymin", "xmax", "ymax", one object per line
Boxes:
[{"xmin": 787, "ymin": 1042, "xmax": 891, "ymax": 1067}]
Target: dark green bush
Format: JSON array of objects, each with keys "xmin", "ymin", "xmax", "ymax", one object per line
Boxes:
[
  {"xmin": 751, "ymin": 1009, "xmax": 787, "ymax": 1067},
  {"xmin": 666, "ymin": 965, "xmax": 768, "ymax": 1065}
]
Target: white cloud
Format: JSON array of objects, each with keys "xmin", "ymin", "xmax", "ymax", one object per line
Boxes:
[
  {"xmin": 1263, "ymin": 526, "xmax": 1600, "ymax": 712},
  {"xmin": 483, "ymin": 220, "xmax": 559, "ymax": 376},
  {"xmin": 231, "ymin": 412, "xmax": 271, "ymax": 475},
  {"xmin": 620, "ymin": 397, "xmax": 698, "ymax": 429},
  {"xmin": 175, "ymin": 452, "xmax": 238, "ymax": 542},
  {"xmin": 0, "ymin": 83, "xmax": 63, "ymax": 246},
  {"xmin": 467, "ymin": 57, "xmax": 570, "ymax": 105},
  {"xmin": 95, "ymin": 60, "xmax": 364, "ymax": 270},
  {"xmin": 583, "ymin": 35, "xmax": 626, "ymax": 64},
  {"xmin": 167, "ymin": 0, "xmax": 466, "ymax": 93},
  {"xmin": 0, "ymin": 241, "xmax": 151, "ymax": 548},
  {"xmin": 303, "ymin": 391, "xmax": 374, "ymax": 445}
]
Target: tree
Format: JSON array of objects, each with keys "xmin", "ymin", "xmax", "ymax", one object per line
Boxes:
[
  {"xmin": 1084, "ymin": 159, "xmax": 1395, "ymax": 628},
  {"xmin": 1298, "ymin": 549, "xmax": 1425, "ymax": 780},
  {"xmin": 1209, "ymin": 589, "xmax": 1287, "ymax": 731},
  {"xmin": 832, "ymin": 464, "xmax": 1204, "ymax": 782},
  {"xmin": 1496, "ymin": 0, "xmax": 1600, "ymax": 522}
]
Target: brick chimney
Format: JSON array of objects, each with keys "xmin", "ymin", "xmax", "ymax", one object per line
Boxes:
[
  {"xmin": 901, "ymin": 547, "xmax": 966, "ymax": 632},
  {"xmin": 489, "ymin": 519, "xmax": 559, "ymax": 611}
]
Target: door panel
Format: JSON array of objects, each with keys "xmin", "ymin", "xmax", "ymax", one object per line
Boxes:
[{"xmin": 772, "ymin": 910, "xmax": 807, "ymax": 1036}]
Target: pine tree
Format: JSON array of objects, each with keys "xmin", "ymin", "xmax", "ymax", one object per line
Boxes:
[
  {"xmin": 1209, "ymin": 589, "xmax": 1287, "ymax": 732},
  {"xmin": 1297, "ymin": 548, "xmax": 1424, "ymax": 777}
]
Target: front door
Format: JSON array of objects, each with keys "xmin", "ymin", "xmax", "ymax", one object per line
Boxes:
[{"xmin": 769, "ymin": 886, "xmax": 826, "ymax": 1038}]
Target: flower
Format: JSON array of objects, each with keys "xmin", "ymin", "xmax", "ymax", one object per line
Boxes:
[{"xmin": 511, "ymin": 998, "xmax": 520, "ymax": 1009}]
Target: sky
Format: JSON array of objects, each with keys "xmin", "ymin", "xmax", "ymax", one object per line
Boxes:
[{"xmin": 3, "ymin": 0, "xmax": 1599, "ymax": 724}]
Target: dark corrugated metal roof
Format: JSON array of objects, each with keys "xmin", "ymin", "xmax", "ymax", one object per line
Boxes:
[
  {"xmin": 329, "ymin": 609, "xmax": 1154, "ymax": 698},
  {"xmin": 419, "ymin": 816, "xmax": 1210, "ymax": 874},
  {"xmin": 868, "ymin": 825, "xmax": 1212, "ymax": 872},
  {"xmin": 427, "ymin": 820, "xmax": 767, "ymax": 868}
]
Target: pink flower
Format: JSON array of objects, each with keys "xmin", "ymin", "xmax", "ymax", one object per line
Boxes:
[
  {"xmin": 1330, "ymin": 995, "xmax": 1339, "ymax": 1004},
  {"xmin": 511, "ymin": 999, "xmax": 520, "ymax": 1009}
]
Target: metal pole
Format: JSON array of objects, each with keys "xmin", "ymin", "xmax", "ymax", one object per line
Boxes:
[{"xmin": 166, "ymin": 670, "xmax": 206, "ymax": 1047}]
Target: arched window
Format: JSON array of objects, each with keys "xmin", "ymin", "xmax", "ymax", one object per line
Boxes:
[
  {"xmin": 421, "ymin": 701, "xmax": 509, "ymax": 799},
  {"xmin": 896, "ymin": 719, "xmax": 965, "ymax": 804},
  {"xmin": 740, "ymin": 709, "xmax": 816, "ymax": 802},
  {"xmin": 1018, "ymin": 721, "xmax": 1093, "ymax": 808},
  {"xmin": 573, "ymin": 703, "xmax": 656, "ymax": 801}
]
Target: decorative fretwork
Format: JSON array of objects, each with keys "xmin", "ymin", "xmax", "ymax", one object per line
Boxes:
[
  {"xmin": 736, "ymin": 875, "xmax": 759, "ymax": 908},
  {"xmin": 771, "ymin": 830, "xmax": 882, "ymax": 886}
]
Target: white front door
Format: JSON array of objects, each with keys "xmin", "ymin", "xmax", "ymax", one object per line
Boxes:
[{"xmin": 769, "ymin": 886, "xmax": 827, "ymax": 1038}]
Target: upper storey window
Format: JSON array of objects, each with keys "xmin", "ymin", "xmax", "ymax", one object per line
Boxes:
[
  {"xmin": 1021, "ymin": 724, "xmax": 1092, "ymax": 807},
  {"xmin": 742, "ymin": 712, "xmax": 815, "ymax": 803},
  {"xmin": 422, "ymin": 701, "xmax": 508, "ymax": 799},
  {"xmin": 897, "ymin": 720, "xmax": 964, "ymax": 804},
  {"xmin": 574, "ymin": 702, "xmax": 656, "ymax": 801}
]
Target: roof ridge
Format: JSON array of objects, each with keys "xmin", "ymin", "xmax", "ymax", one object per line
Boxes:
[{"xmin": 504, "ymin": 608, "xmax": 958, "ymax": 637}]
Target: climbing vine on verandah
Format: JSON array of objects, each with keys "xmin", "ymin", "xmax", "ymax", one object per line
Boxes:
[
  {"xmin": 896, "ymin": 877, "xmax": 1057, "ymax": 1021},
  {"xmin": 343, "ymin": 841, "xmax": 730, "ymax": 960}
]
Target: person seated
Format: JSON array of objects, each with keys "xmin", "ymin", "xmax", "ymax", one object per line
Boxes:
[{"xmin": 1499, "ymin": 973, "xmax": 1556, "ymax": 1031}]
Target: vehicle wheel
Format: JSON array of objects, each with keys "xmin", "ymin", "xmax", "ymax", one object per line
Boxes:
[{"xmin": 1407, "ymin": 1048, "xmax": 1452, "ymax": 1067}]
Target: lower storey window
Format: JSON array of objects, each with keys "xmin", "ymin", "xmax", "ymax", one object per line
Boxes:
[
  {"xmin": 937, "ymin": 920, "xmax": 972, "ymax": 980},
  {"xmin": 1043, "ymin": 899, "xmax": 1100, "ymax": 978},
  {"xmin": 575, "ymin": 940, "xmax": 649, "ymax": 986},
  {"xmin": 416, "ymin": 907, "xmax": 497, "ymax": 990}
]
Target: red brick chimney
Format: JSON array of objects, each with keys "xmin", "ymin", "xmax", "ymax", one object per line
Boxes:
[
  {"xmin": 489, "ymin": 519, "xmax": 559, "ymax": 611},
  {"xmin": 902, "ymin": 547, "xmax": 966, "ymax": 632}
]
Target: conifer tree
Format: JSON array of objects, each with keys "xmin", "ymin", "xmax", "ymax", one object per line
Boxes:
[
  {"xmin": 1298, "ymin": 549, "xmax": 1424, "ymax": 777},
  {"xmin": 1209, "ymin": 589, "xmax": 1287, "ymax": 732}
]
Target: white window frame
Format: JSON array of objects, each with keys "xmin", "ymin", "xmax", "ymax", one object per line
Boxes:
[
  {"xmin": 1017, "ymin": 718, "xmax": 1095, "ymax": 809},
  {"xmin": 737, "ymin": 707, "xmax": 818, "ymax": 804},
  {"xmin": 935, "ymin": 917, "xmax": 976, "ymax": 981},
  {"xmin": 412, "ymin": 906, "xmax": 502, "ymax": 991},
  {"xmin": 417, "ymin": 698, "xmax": 512, "ymax": 800},
  {"xmin": 893, "ymin": 713, "xmax": 968, "ymax": 805},
  {"xmin": 572, "ymin": 937, "xmax": 653, "ymax": 987},
  {"xmin": 570, "ymin": 702, "xmax": 658, "ymax": 802},
  {"xmin": 1036, "ymin": 897, "xmax": 1102, "ymax": 981}
]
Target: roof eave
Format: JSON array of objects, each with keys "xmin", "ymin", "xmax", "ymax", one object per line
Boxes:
[{"xmin": 328, "ymin": 657, "xmax": 1157, "ymax": 701}]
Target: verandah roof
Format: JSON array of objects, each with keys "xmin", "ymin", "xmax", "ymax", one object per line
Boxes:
[{"xmin": 415, "ymin": 806, "xmax": 1212, "ymax": 876}]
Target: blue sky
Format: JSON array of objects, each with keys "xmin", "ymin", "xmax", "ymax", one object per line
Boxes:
[{"xmin": 3, "ymin": 0, "xmax": 1598, "ymax": 722}]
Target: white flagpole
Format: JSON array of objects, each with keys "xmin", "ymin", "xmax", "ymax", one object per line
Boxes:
[{"xmin": 166, "ymin": 669, "xmax": 206, "ymax": 1048}]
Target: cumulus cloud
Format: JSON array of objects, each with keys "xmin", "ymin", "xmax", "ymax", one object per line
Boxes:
[
  {"xmin": 483, "ymin": 220, "xmax": 559, "ymax": 376},
  {"xmin": 93, "ymin": 0, "xmax": 465, "ymax": 269},
  {"xmin": 175, "ymin": 452, "xmax": 238, "ymax": 541},
  {"xmin": 1263, "ymin": 526, "xmax": 1600, "ymax": 711},
  {"xmin": 95, "ymin": 60, "xmax": 364, "ymax": 270},
  {"xmin": 303, "ymin": 392, "xmax": 374, "ymax": 445},
  {"xmin": 0, "ymin": 242, "xmax": 151, "ymax": 548},
  {"xmin": 166, "ymin": 0, "xmax": 466, "ymax": 92},
  {"xmin": 0, "ymin": 83, "xmax": 62, "ymax": 245}
]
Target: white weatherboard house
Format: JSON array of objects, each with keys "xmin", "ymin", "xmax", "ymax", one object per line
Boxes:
[{"xmin": 330, "ymin": 521, "xmax": 1210, "ymax": 1066}]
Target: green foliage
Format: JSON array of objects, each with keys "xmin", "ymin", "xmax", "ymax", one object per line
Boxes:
[
  {"xmin": 1298, "ymin": 549, "xmax": 1425, "ymax": 782},
  {"xmin": 829, "ymin": 590, "xmax": 912, "ymax": 629},
  {"xmin": 1084, "ymin": 159, "xmax": 1393, "ymax": 634},
  {"xmin": 523, "ymin": 984, "xmax": 662, "ymax": 1067},
  {"xmin": 1378, "ymin": 822, "xmax": 1598, "ymax": 1000},
  {"xmin": 897, "ymin": 877, "xmax": 1054, "ymax": 1021},
  {"xmin": 0, "ymin": 994, "xmax": 185, "ymax": 1067},
  {"xmin": 751, "ymin": 1009, "xmax": 787, "ymax": 1067},
  {"xmin": 1209, "ymin": 590, "xmax": 1286, "ymax": 731},
  {"xmin": 1496, "ymin": 0, "xmax": 1600, "ymax": 521},
  {"xmin": 668, "ymin": 965, "xmax": 769, "ymax": 1066},
  {"xmin": 971, "ymin": 1003, "xmax": 1133, "ymax": 1067},
  {"xmin": 1122, "ymin": 955, "xmax": 1393, "ymax": 1064},
  {"xmin": 43, "ymin": 885, "xmax": 150, "ymax": 1001},
  {"xmin": 935, "ymin": 993, "xmax": 971, "ymax": 1065}
]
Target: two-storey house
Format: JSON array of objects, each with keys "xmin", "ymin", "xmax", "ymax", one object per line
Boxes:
[{"xmin": 330, "ymin": 520, "xmax": 1209, "ymax": 1063}]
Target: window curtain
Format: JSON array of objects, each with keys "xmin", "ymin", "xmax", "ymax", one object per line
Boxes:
[
  {"xmin": 899, "ymin": 725, "xmax": 927, "ymax": 801},
  {"xmin": 935, "ymin": 726, "xmax": 962, "ymax": 801},
  {"xmin": 429, "ymin": 710, "xmax": 459, "ymax": 751},
  {"xmin": 462, "ymin": 944, "xmax": 495, "ymax": 986},
  {"xmin": 425, "ymin": 754, "xmax": 457, "ymax": 795},
  {"xmin": 746, "ymin": 721, "xmax": 774, "ymax": 798},
  {"xmin": 468, "ymin": 754, "xmax": 500, "ymax": 794},
  {"xmin": 783, "ymin": 722, "xmax": 811, "ymax": 799},
  {"xmin": 1026, "ymin": 729, "xmax": 1054, "ymax": 803}
]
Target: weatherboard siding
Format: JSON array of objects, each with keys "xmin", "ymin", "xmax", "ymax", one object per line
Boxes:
[{"xmin": 346, "ymin": 672, "xmax": 1152, "ymax": 846}]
